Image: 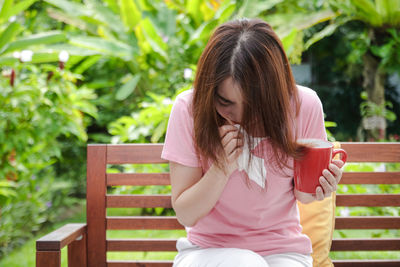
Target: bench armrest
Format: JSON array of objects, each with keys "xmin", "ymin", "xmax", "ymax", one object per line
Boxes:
[
  {"xmin": 36, "ymin": 223, "xmax": 87, "ymax": 267},
  {"xmin": 36, "ymin": 223, "xmax": 87, "ymax": 251}
]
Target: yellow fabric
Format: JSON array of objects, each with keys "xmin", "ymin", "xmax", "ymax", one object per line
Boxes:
[{"xmin": 298, "ymin": 142, "xmax": 340, "ymax": 267}]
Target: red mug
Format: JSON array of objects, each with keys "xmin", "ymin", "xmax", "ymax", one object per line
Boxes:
[{"xmin": 294, "ymin": 139, "xmax": 347, "ymax": 194}]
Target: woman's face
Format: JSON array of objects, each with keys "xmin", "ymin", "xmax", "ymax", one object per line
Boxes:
[{"xmin": 215, "ymin": 77, "xmax": 244, "ymax": 125}]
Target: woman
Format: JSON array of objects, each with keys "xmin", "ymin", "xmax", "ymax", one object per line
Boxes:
[{"xmin": 161, "ymin": 18, "xmax": 344, "ymax": 267}]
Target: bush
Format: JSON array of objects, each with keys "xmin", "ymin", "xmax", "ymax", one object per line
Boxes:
[{"xmin": 0, "ymin": 62, "xmax": 97, "ymax": 257}]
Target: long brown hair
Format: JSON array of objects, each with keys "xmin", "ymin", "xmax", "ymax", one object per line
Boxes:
[{"xmin": 193, "ymin": 18, "xmax": 303, "ymax": 172}]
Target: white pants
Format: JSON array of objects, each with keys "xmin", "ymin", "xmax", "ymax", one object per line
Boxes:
[{"xmin": 173, "ymin": 238, "xmax": 313, "ymax": 267}]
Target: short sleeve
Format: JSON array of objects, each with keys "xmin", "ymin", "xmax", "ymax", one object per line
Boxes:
[
  {"xmin": 297, "ymin": 87, "xmax": 327, "ymax": 141},
  {"xmin": 161, "ymin": 91, "xmax": 201, "ymax": 167}
]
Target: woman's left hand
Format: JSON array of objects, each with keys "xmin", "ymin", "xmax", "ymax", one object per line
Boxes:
[
  {"xmin": 315, "ymin": 159, "xmax": 345, "ymax": 201},
  {"xmin": 294, "ymin": 159, "xmax": 345, "ymax": 203}
]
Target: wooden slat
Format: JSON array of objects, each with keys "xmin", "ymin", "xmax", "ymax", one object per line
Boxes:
[
  {"xmin": 108, "ymin": 238, "xmax": 400, "ymax": 252},
  {"xmin": 335, "ymin": 217, "xmax": 400, "ymax": 229},
  {"xmin": 107, "ymin": 173, "xmax": 170, "ymax": 186},
  {"xmin": 336, "ymin": 194, "xmax": 400, "ymax": 207},
  {"xmin": 107, "ymin": 239, "xmax": 177, "ymax": 251},
  {"xmin": 106, "ymin": 195, "xmax": 172, "ymax": 208},
  {"xmin": 36, "ymin": 223, "xmax": 86, "ymax": 251},
  {"xmin": 332, "ymin": 260, "xmax": 400, "ymax": 267},
  {"xmin": 341, "ymin": 172, "xmax": 400, "ymax": 184},
  {"xmin": 107, "ymin": 144, "xmax": 166, "ymax": 164},
  {"xmin": 106, "ymin": 171, "xmax": 400, "ymax": 186},
  {"xmin": 107, "ymin": 261, "xmax": 172, "ymax": 267},
  {"xmin": 331, "ymin": 238, "xmax": 400, "ymax": 251},
  {"xmin": 341, "ymin": 142, "xmax": 400, "ymax": 162},
  {"xmin": 68, "ymin": 232, "xmax": 87, "ymax": 267},
  {"xmin": 87, "ymin": 145, "xmax": 107, "ymax": 267},
  {"xmin": 106, "ymin": 216, "xmax": 184, "ymax": 230},
  {"xmin": 36, "ymin": 251, "xmax": 61, "ymax": 267}
]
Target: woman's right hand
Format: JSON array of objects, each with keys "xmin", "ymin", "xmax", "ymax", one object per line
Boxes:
[{"xmin": 218, "ymin": 124, "xmax": 243, "ymax": 175}]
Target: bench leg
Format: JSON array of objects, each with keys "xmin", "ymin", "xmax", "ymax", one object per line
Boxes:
[
  {"xmin": 68, "ymin": 234, "xmax": 87, "ymax": 267},
  {"xmin": 36, "ymin": 250, "xmax": 61, "ymax": 267}
]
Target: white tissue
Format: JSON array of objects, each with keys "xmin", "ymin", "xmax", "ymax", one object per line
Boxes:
[{"xmin": 235, "ymin": 125, "xmax": 267, "ymax": 188}]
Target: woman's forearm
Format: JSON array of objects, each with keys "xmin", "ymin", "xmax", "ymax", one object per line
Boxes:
[{"xmin": 172, "ymin": 164, "xmax": 231, "ymax": 227}]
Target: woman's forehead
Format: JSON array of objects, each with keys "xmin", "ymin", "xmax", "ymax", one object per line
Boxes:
[{"xmin": 217, "ymin": 77, "xmax": 242, "ymax": 101}]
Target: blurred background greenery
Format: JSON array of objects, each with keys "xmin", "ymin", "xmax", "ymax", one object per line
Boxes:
[{"xmin": 0, "ymin": 0, "xmax": 399, "ymax": 265}]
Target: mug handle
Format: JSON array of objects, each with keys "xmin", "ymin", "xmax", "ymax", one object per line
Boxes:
[{"xmin": 332, "ymin": 149, "xmax": 347, "ymax": 164}]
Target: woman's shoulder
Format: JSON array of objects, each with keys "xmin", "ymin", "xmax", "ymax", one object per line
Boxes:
[
  {"xmin": 175, "ymin": 88, "xmax": 194, "ymax": 102},
  {"xmin": 296, "ymin": 84, "xmax": 319, "ymax": 98},
  {"xmin": 296, "ymin": 84, "xmax": 322, "ymax": 107},
  {"xmin": 173, "ymin": 89, "xmax": 194, "ymax": 109}
]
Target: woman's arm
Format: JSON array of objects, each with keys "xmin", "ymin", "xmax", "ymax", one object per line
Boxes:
[
  {"xmin": 170, "ymin": 124, "xmax": 242, "ymax": 227},
  {"xmin": 170, "ymin": 162, "xmax": 229, "ymax": 227}
]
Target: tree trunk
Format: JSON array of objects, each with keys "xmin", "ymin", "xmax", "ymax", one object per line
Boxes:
[{"xmin": 361, "ymin": 30, "xmax": 387, "ymax": 140}]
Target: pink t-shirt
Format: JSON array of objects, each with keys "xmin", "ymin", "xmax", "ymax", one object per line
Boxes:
[{"xmin": 161, "ymin": 85, "xmax": 327, "ymax": 256}]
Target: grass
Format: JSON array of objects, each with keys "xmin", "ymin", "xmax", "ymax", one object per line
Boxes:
[
  {"xmin": 0, "ymin": 202, "xmax": 185, "ymax": 267},
  {"xmin": 0, "ymin": 203, "xmax": 86, "ymax": 267}
]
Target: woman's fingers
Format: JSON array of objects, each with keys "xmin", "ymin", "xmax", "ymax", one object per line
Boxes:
[
  {"xmin": 225, "ymin": 137, "xmax": 243, "ymax": 155},
  {"xmin": 218, "ymin": 125, "xmax": 243, "ymax": 168},
  {"xmin": 218, "ymin": 125, "xmax": 237, "ymax": 139},
  {"xmin": 221, "ymin": 130, "xmax": 241, "ymax": 147},
  {"xmin": 315, "ymin": 186, "xmax": 325, "ymax": 201}
]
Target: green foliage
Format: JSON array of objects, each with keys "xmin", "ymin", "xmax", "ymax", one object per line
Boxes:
[
  {"xmin": 0, "ymin": 0, "xmax": 72, "ymax": 65},
  {"xmin": 109, "ymin": 90, "xmax": 175, "ymax": 143},
  {"xmin": 0, "ymin": 62, "xmax": 97, "ymax": 257},
  {"xmin": 0, "ymin": 180, "xmax": 16, "ymax": 206},
  {"xmin": 360, "ymin": 91, "xmax": 397, "ymax": 121}
]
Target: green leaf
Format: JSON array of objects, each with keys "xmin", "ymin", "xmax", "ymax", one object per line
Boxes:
[
  {"xmin": 215, "ymin": 2, "xmax": 235, "ymax": 23},
  {"xmin": 73, "ymin": 55, "xmax": 102, "ymax": 74},
  {"xmin": 325, "ymin": 121, "xmax": 338, "ymax": 128},
  {"xmin": 151, "ymin": 120, "xmax": 167, "ymax": 143},
  {"xmin": 0, "ymin": 21, "xmax": 21, "ymax": 53},
  {"xmin": 69, "ymin": 36, "xmax": 135, "ymax": 59},
  {"xmin": 0, "ymin": 55, "xmax": 17, "ymax": 65},
  {"xmin": 0, "ymin": 0, "xmax": 13, "ymax": 23},
  {"xmin": 85, "ymin": 0, "xmax": 125, "ymax": 34},
  {"xmin": 237, "ymin": 0, "xmax": 283, "ymax": 18},
  {"xmin": 270, "ymin": 10, "xmax": 337, "ymax": 37},
  {"xmin": 140, "ymin": 17, "xmax": 167, "ymax": 59},
  {"xmin": 188, "ymin": 19, "xmax": 218, "ymax": 45},
  {"xmin": 350, "ymin": 0, "xmax": 381, "ymax": 26},
  {"xmin": 119, "ymin": 0, "xmax": 141, "ymax": 30},
  {"xmin": 4, "ymin": 0, "xmax": 36, "ymax": 22},
  {"xmin": 379, "ymin": 0, "xmax": 400, "ymax": 26},
  {"xmin": 46, "ymin": 7, "xmax": 98, "ymax": 35},
  {"xmin": 305, "ymin": 22, "xmax": 341, "ymax": 50},
  {"xmin": 30, "ymin": 52, "xmax": 59, "ymax": 63},
  {"xmin": 0, "ymin": 188, "xmax": 17, "ymax": 197},
  {"xmin": 116, "ymin": 74, "xmax": 141, "ymax": 100},
  {"xmin": 281, "ymin": 28, "xmax": 298, "ymax": 53},
  {"xmin": 186, "ymin": 0, "xmax": 202, "ymax": 25},
  {"xmin": 103, "ymin": 0, "xmax": 120, "ymax": 13},
  {"xmin": 1, "ymin": 31, "xmax": 67, "ymax": 54},
  {"xmin": 371, "ymin": 43, "xmax": 392, "ymax": 59},
  {"xmin": 43, "ymin": 43, "xmax": 100, "ymax": 56},
  {"xmin": 44, "ymin": 0, "xmax": 88, "ymax": 17},
  {"xmin": 0, "ymin": 180, "xmax": 16, "ymax": 187}
]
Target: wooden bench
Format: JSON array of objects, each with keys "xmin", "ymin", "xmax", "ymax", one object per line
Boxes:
[{"xmin": 36, "ymin": 142, "xmax": 400, "ymax": 267}]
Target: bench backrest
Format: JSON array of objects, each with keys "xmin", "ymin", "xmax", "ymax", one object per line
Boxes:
[{"xmin": 86, "ymin": 142, "xmax": 400, "ymax": 267}]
